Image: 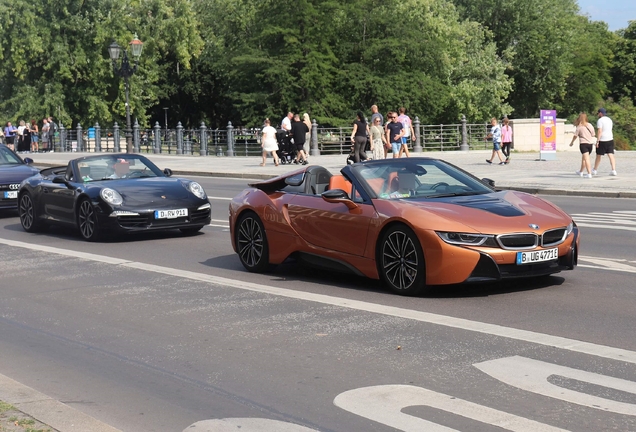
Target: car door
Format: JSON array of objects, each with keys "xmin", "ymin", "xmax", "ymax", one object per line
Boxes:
[
  {"xmin": 286, "ymin": 189, "xmax": 377, "ymax": 256},
  {"xmin": 42, "ymin": 166, "xmax": 78, "ymax": 223}
]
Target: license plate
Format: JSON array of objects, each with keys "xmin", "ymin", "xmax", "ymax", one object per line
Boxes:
[
  {"xmin": 3, "ymin": 191, "xmax": 17, "ymax": 199},
  {"xmin": 154, "ymin": 208, "xmax": 188, "ymax": 219},
  {"xmin": 516, "ymin": 248, "xmax": 558, "ymax": 265}
]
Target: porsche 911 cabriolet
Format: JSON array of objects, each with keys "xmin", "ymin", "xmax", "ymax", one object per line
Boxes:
[
  {"xmin": 0, "ymin": 144, "xmax": 39, "ymax": 210},
  {"xmin": 229, "ymin": 158, "xmax": 579, "ymax": 295},
  {"xmin": 18, "ymin": 153, "xmax": 211, "ymax": 241}
]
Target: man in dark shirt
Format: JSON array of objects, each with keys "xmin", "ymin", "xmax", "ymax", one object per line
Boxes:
[
  {"xmin": 385, "ymin": 111, "xmax": 404, "ymax": 158},
  {"xmin": 290, "ymin": 114, "xmax": 309, "ymax": 165}
]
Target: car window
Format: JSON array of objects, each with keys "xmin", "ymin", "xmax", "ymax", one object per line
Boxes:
[
  {"xmin": 355, "ymin": 159, "xmax": 493, "ymax": 200},
  {"xmin": 78, "ymin": 156, "xmax": 162, "ymax": 182},
  {"xmin": 0, "ymin": 146, "xmax": 22, "ymax": 165}
]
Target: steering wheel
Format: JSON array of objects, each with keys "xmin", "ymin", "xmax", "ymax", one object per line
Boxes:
[{"xmin": 431, "ymin": 182, "xmax": 449, "ymax": 190}]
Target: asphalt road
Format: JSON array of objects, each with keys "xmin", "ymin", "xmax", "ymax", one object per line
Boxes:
[{"xmin": 0, "ymin": 177, "xmax": 635, "ymax": 432}]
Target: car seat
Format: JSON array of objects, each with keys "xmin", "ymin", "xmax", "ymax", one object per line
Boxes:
[{"xmin": 327, "ymin": 175, "xmax": 352, "ymax": 197}]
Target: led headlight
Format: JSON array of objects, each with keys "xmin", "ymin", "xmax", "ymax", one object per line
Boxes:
[
  {"xmin": 100, "ymin": 188, "xmax": 123, "ymax": 206},
  {"xmin": 436, "ymin": 231, "xmax": 493, "ymax": 246},
  {"xmin": 188, "ymin": 182, "xmax": 207, "ymax": 200},
  {"xmin": 566, "ymin": 221, "xmax": 574, "ymax": 236}
]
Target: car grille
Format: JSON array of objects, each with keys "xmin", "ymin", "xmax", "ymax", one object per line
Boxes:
[
  {"xmin": 190, "ymin": 207, "xmax": 211, "ymax": 223},
  {"xmin": 117, "ymin": 215, "xmax": 150, "ymax": 228},
  {"xmin": 496, "ymin": 228, "xmax": 569, "ymax": 250},
  {"xmin": 542, "ymin": 228, "xmax": 567, "ymax": 247},
  {"xmin": 0, "ymin": 183, "xmax": 20, "ymax": 191}
]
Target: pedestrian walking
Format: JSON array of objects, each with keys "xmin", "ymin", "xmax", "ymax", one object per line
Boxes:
[
  {"xmin": 370, "ymin": 116, "xmax": 387, "ymax": 160},
  {"xmin": 370, "ymin": 105, "xmax": 384, "ymax": 126},
  {"xmin": 485, "ymin": 117, "xmax": 505, "ymax": 165},
  {"xmin": 260, "ymin": 119, "xmax": 280, "ymax": 166},
  {"xmin": 48, "ymin": 117, "xmax": 57, "ymax": 152},
  {"xmin": 592, "ymin": 108, "xmax": 617, "ymax": 176},
  {"xmin": 501, "ymin": 117, "xmax": 513, "ymax": 164},
  {"xmin": 281, "ymin": 112, "xmax": 293, "ymax": 132},
  {"xmin": 396, "ymin": 107, "xmax": 415, "ymax": 157},
  {"xmin": 385, "ymin": 111, "xmax": 404, "ymax": 159},
  {"xmin": 290, "ymin": 114, "xmax": 309, "ymax": 164},
  {"xmin": 569, "ymin": 112, "xmax": 595, "ymax": 178},
  {"xmin": 349, "ymin": 111, "xmax": 370, "ymax": 163}
]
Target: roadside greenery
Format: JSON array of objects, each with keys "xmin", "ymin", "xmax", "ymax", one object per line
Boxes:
[{"xmin": 0, "ymin": 0, "xmax": 635, "ymax": 147}]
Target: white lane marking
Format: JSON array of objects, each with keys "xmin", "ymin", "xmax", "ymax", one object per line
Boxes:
[
  {"xmin": 208, "ymin": 224, "xmax": 230, "ymax": 229},
  {"xmin": 334, "ymin": 385, "xmax": 569, "ymax": 432},
  {"xmin": 183, "ymin": 418, "xmax": 318, "ymax": 432},
  {"xmin": 1, "ymin": 238, "xmax": 636, "ymax": 365},
  {"xmin": 208, "ymin": 196, "xmax": 232, "ymax": 201},
  {"xmin": 474, "ymin": 356, "xmax": 636, "ymax": 416},
  {"xmin": 575, "ymin": 223, "xmax": 636, "ymax": 232},
  {"xmin": 578, "ymin": 255, "xmax": 636, "ymax": 273}
]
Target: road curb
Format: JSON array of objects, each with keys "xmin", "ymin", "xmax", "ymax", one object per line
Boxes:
[{"xmin": 0, "ymin": 373, "xmax": 121, "ymax": 432}]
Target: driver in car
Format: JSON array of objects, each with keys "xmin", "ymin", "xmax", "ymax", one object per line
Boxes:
[{"xmin": 107, "ymin": 158, "xmax": 130, "ymax": 179}]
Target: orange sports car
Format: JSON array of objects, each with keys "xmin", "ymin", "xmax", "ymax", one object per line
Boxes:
[{"xmin": 229, "ymin": 158, "xmax": 579, "ymax": 295}]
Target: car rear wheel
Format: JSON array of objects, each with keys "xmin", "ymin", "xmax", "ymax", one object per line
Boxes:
[
  {"xmin": 78, "ymin": 199, "xmax": 101, "ymax": 241},
  {"xmin": 236, "ymin": 212, "xmax": 271, "ymax": 272},
  {"xmin": 19, "ymin": 192, "xmax": 44, "ymax": 233},
  {"xmin": 378, "ymin": 224, "xmax": 426, "ymax": 296}
]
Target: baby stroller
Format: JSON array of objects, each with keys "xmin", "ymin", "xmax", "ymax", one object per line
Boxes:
[{"xmin": 276, "ymin": 129, "xmax": 296, "ymax": 164}]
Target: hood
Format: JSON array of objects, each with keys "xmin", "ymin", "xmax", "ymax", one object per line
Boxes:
[
  {"xmin": 404, "ymin": 190, "xmax": 571, "ymax": 233},
  {"xmin": 0, "ymin": 164, "xmax": 40, "ymax": 183}
]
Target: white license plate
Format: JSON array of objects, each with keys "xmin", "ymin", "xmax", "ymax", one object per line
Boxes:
[
  {"xmin": 516, "ymin": 248, "xmax": 558, "ymax": 265},
  {"xmin": 3, "ymin": 191, "xmax": 17, "ymax": 199},
  {"xmin": 154, "ymin": 208, "xmax": 188, "ymax": 219}
]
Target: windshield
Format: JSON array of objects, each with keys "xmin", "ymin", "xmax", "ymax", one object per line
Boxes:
[
  {"xmin": 353, "ymin": 159, "xmax": 494, "ymax": 200},
  {"xmin": 0, "ymin": 146, "xmax": 24, "ymax": 165},
  {"xmin": 76, "ymin": 155, "xmax": 162, "ymax": 182}
]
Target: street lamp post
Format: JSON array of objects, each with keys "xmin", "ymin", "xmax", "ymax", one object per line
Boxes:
[
  {"xmin": 108, "ymin": 34, "xmax": 143, "ymax": 153},
  {"xmin": 163, "ymin": 107, "xmax": 168, "ymax": 143}
]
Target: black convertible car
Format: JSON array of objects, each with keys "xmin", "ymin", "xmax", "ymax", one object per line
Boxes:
[
  {"xmin": 18, "ymin": 153, "xmax": 211, "ymax": 241},
  {"xmin": 0, "ymin": 144, "xmax": 39, "ymax": 210}
]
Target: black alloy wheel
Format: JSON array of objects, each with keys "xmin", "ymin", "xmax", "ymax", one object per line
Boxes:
[
  {"xmin": 78, "ymin": 199, "xmax": 100, "ymax": 241},
  {"xmin": 236, "ymin": 212, "xmax": 270, "ymax": 272},
  {"xmin": 379, "ymin": 224, "xmax": 426, "ymax": 295},
  {"xmin": 19, "ymin": 192, "xmax": 43, "ymax": 232}
]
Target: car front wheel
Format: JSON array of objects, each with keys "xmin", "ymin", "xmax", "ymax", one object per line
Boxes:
[
  {"xmin": 78, "ymin": 199, "xmax": 101, "ymax": 241},
  {"xmin": 236, "ymin": 212, "xmax": 271, "ymax": 272},
  {"xmin": 19, "ymin": 192, "xmax": 44, "ymax": 233},
  {"xmin": 378, "ymin": 224, "xmax": 426, "ymax": 296}
]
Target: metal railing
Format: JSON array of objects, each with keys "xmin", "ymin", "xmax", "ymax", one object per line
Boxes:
[{"xmin": 50, "ymin": 117, "xmax": 492, "ymax": 156}]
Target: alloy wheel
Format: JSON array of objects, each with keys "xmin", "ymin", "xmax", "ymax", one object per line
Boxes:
[
  {"xmin": 237, "ymin": 216, "xmax": 264, "ymax": 269},
  {"xmin": 382, "ymin": 230, "xmax": 419, "ymax": 291},
  {"xmin": 78, "ymin": 200, "xmax": 96, "ymax": 240},
  {"xmin": 19, "ymin": 194, "xmax": 34, "ymax": 231}
]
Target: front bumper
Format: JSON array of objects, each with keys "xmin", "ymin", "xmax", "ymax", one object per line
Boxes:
[{"xmin": 96, "ymin": 202, "xmax": 211, "ymax": 232}]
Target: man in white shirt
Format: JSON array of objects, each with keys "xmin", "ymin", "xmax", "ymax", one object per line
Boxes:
[
  {"xmin": 592, "ymin": 108, "xmax": 617, "ymax": 176},
  {"xmin": 281, "ymin": 112, "xmax": 293, "ymax": 132}
]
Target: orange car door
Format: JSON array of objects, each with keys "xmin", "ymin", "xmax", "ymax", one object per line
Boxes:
[{"xmin": 287, "ymin": 194, "xmax": 376, "ymax": 256}]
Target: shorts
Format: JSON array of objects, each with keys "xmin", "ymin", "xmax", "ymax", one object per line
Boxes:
[
  {"xmin": 31, "ymin": 136, "xmax": 39, "ymax": 143},
  {"xmin": 391, "ymin": 142, "xmax": 401, "ymax": 153},
  {"xmin": 579, "ymin": 144, "xmax": 593, "ymax": 154},
  {"xmin": 596, "ymin": 140, "xmax": 614, "ymax": 155},
  {"xmin": 295, "ymin": 142, "xmax": 305, "ymax": 152},
  {"xmin": 492, "ymin": 142, "xmax": 501, "ymax": 151},
  {"xmin": 5, "ymin": 136, "xmax": 15, "ymax": 145},
  {"xmin": 401, "ymin": 137, "xmax": 410, "ymax": 145}
]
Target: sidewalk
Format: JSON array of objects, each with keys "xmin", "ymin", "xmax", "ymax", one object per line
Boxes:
[{"xmin": 30, "ymin": 149, "xmax": 636, "ymax": 198}]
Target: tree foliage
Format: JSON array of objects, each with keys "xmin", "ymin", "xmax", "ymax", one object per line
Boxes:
[{"xmin": 0, "ymin": 0, "xmax": 634, "ymax": 142}]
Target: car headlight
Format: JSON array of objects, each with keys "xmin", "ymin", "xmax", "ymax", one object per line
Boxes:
[
  {"xmin": 188, "ymin": 182, "xmax": 207, "ymax": 199},
  {"xmin": 566, "ymin": 221, "xmax": 574, "ymax": 235},
  {"xmin": 436, "ymin": 231, "xmax": 494, "ymax": 246},
  {"xmin": 100, "ymin": 188, "xmax": 123, "ymax": 206}
]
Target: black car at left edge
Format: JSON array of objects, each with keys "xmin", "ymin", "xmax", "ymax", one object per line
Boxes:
[
  {"xmin": 18, "ymin": 153, "xmax": 211, "ymax": 241},
  {"xmin": 0, "ymin": 144, "xmax": 39, "ymax": 210}
]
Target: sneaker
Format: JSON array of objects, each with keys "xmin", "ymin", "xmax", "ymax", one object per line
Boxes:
[
  {"xmin": 592, "ymin": 169, "xmax": 598, "ymax": 176},
  {"xmin": 499, "ymin": 162, "xmax": 506, "ymax": 165},
  {"xmin": 486, "ymin": 159, "xmax": 492, "ymax": 164},
  {"xmin": 575, "ymin": 171, "xmax": 583, "ymax": 177},
  {"xmin": 505, "ymin": 158, "xmax": 510, "ymax": 164},
  {"xmin": 583, "ymin": 173, "xmax": 592, "ymax": 178},
  {"xmin": 610, "ymin": 170, "xmax": 618, "ymax": 176}
]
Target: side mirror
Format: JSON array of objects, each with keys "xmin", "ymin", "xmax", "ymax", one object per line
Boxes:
[
  {"xmin": 322, "ymin": 189, "xmax": 359, "ymax": 210},
  {"xmin": 52, "ymin": 175, "xmax": 67, "ymax": 185},
  {"xmin": 163, "ymin": 168, "xmax": 173, "ymax": 177},
  {"xmin": 23, "ymin": 157, "xmax": 34, "ymax": 165},
  {"xmin": 481, "ymin": 178, "xmax": 496, "ymax": 188}
]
